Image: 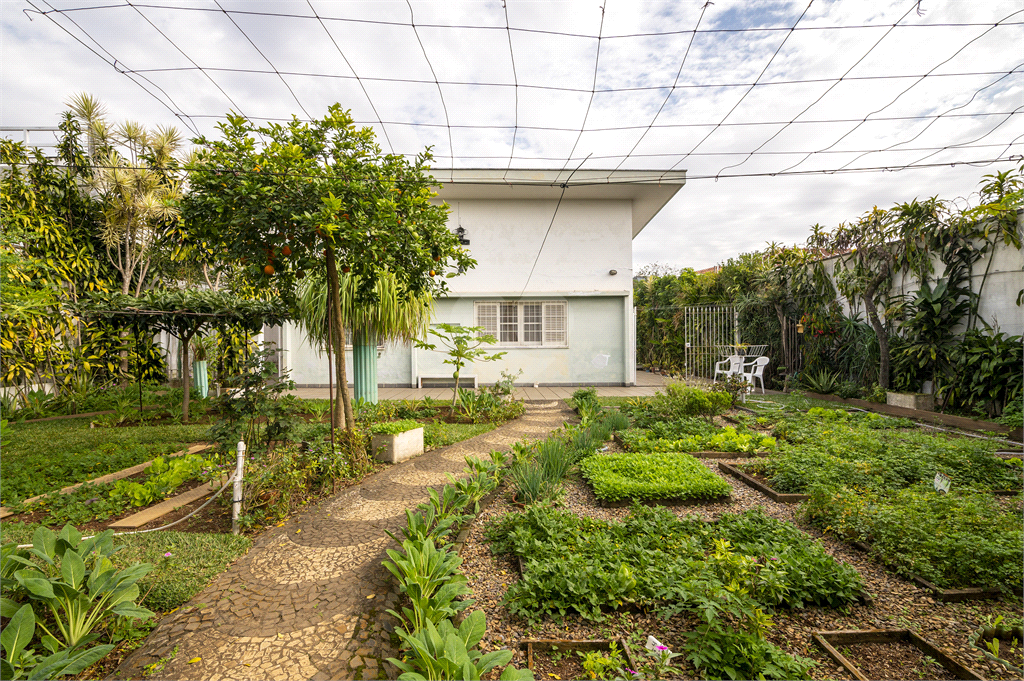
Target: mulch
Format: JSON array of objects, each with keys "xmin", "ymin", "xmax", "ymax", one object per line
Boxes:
[
  {"xmin": 458, "ymin": 448, "xmax": 1023, "ymax": 681},
  {"xmin": 839, "ymin": 641, "xmax": 958, "ymax": 680}
]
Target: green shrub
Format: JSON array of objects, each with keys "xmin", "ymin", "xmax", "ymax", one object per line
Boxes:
[
  {"xmin": 580, "ymin": 451, "xmax": 731, "ymax": 502},
  {"xmin": 371, "ymin": 419, "xmax": 422, "ymax": 435},
  {"xmin": 485, "ymin": 505, "xmax": 865, "ymax": 621},
  {"xmin": 641, "ymin": 384, "xmax": 732, "ymax": 423},
  {"xmin": 802, "ymin": 485, "xmax": 1023, "ymax": 592}
]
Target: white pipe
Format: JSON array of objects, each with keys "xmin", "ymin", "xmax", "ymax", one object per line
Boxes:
[{"xmin": 232, "ymin": 440, "xmax": 246, "ymax": 535}]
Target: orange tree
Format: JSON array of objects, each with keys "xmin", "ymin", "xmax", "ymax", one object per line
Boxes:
[{"xmin": 182, "ymin": 105, "xmax": 473, "ymax": 432}]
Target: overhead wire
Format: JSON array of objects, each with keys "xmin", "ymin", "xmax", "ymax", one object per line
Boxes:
[
  {"xmin": 115, "ymin": 64, "xmax": 1019, "ymax": 96},
  {"xmin": 661, "ymin": 0, "xmax": 817, "ymax": 179},
  {"xmin": 406, "ymin": 0, "xmax": 455, "ymax": 165},
  {"xmin": 4, "ymin": 149, "xmax": 1021, "ymax": 183},
  {"xmin": 713, "ymin": 2, "xmax": 919, "ymax": 178},
  {"xmin": 501, "ymin": 0, "xmax": 519, "ymax": 182},
  {"xmin": 837, "ymin": 64, "xmax": 1024, "ymax": 171},
  {"xmin": 27, "ymin": 0, "xmax": 201, "ymax": 136},
  {"xmin": 120, "ymin": 0, "xmax": 261, "ymax": 139},
  {"xmin": 559, "ymin": 1, "xmax": 606, "ymax": 176},
  {"xmin": 17, "ymin": 1, "xmax": 1022, "ymax": 181},
  {"xmin": 894, "ymin": 105, "xmax": 1024, "ymax": 171},
  {"xmin": 35, "ymin": 3, "xmax": 1024, "ymax": 40},
  {"xmin": 775, "ymin": 8, "xmax": 1024, "ymax": 175},
  {"xmin": 305, "ymin": 0, "xmax": 394, "ymax": 153},
  {"xmin": 613, "ymin": 0, "xmax": 710, "ymax": 172},
  {"xmin": 211, "ymin": 0, "xmax": 313, "ymax": 121}
]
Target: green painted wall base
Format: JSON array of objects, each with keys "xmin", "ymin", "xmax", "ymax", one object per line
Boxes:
[{"xmin": 353, "ymin": 331, "xmax": 378, "ymax": 404}]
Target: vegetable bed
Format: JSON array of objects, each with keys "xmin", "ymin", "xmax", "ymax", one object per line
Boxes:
[
  {"xmin": 802, "ymin": 485, "xmax": 1024, "ymax": 593},
  {"xmin": 580, "ymin": 451, "xmax": 731, "ymax": 503},
  {"xmin": 485, "ymin": 505, "xmax": 867, "ymax": 623}
]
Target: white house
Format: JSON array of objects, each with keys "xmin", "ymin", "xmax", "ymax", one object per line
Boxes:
[{"xmin": 270, "ymin": 169, "xmax": 686, "ymax": 388}]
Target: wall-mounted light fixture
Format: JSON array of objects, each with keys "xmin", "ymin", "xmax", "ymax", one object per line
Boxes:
[{"xmin": 455, "ymin": 226, "xmax": 470, "ymax": 245}]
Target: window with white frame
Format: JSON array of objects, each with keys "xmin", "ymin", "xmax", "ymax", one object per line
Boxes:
[{"xmin": 475, "ymin": 301, "xmax": 567, "ymax": 347}]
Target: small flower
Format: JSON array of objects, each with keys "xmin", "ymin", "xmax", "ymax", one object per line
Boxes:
[
  {"xmin": 656, "ymin": 645, "xmax": 669, "ymax": 651},
  {"xmin": 164, "ymin": 552, "xmax": 173, "ymax": 558},
  {"xmin": 626, "ymin": 670, "xmax": 638, "ymax": 677}
]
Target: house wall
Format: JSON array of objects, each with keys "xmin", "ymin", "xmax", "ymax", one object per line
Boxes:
[
  {"xmin": 272, "ymin": 196, "xmax": 639, "ymax": 387},
  {"xmin": 444, "ymin": 199, "xmax": 634, "ymax": 295},
  {"xmin": 279, "ymin": 295, "xmax": 632, "ymax": 387},
  {"xmin": 415, "ymin": 296, "xmax": 630, "ymax": 386}
]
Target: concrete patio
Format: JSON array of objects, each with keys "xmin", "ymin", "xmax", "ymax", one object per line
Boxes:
[{"xmin": 288, "ymin": 369, "xmax": 671, "ymax": 402}]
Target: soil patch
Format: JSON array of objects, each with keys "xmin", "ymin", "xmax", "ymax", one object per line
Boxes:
[{"xmin": 839, "ymin": 641, "xmax": 958, "ymax": 680}]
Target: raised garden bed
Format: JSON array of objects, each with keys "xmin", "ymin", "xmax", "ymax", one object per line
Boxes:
[
  {"xmin": 718, "ymin": 462, "xmax": 809, "ymax": 503},
  {"xmin": 580, "ymin": 451, "xmax": 733, "ymax": 505},
  {"xmin": 521, "ymin": 639, "xmax": 638, "ymax": 678},
  {"xmin": 849, "ymin": 541, "xmax": 1006, "ymax": 603},
  {"xmin": 812, "ymin": 629, "xmax": 984, "ymax": 680}
]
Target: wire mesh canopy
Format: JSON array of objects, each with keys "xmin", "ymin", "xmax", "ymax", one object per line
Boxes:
[{"xmin": 23, "ymin": 0, "xmax": 1023, "ymax": 182}]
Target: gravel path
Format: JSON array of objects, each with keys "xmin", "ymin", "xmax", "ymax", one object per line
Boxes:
[
  {"xmin": 460, "ymin": 440, "xmax": 1024, "ymax": 680},
  {"xmin": 109, "ymin": 402, "xmax": 571, "ymax": 681}
]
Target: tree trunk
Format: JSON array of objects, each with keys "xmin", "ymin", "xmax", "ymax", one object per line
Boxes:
[
  {"xmin": 324, "ymin": 247, "xmax": 354, "ymax": 431},
  {"xmin": 862, "ymin": 262, "xmax": 891, "ymax": 390}
]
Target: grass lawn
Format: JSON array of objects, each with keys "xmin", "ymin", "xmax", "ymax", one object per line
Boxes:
[
  {"xmin": 423, "ymin": 421, "xmax": 497, "ymax": 450},
  {"xmin": 596, "ymin": 397, "xmax": 637, "ymax": 408},
  {"xmin": 0, "ymin": 523, "xmax": 251, "ymax": 613},
  {"xmin": 1, "ymin": 419, "xmax": 210, "ymax": 504}
]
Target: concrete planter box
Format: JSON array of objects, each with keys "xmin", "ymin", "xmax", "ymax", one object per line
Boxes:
[
  {"xmin": 371, "ymin": 427, "xmax": 424, "ymax": 464},
  {"xmin": 886, "ymin": 391, "xmax": 934, "ymax": 411}
]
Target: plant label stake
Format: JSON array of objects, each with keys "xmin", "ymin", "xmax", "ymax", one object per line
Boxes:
[
  {"xmin": 933, "ymin": 471, "xmax": 951, "ymax": 494},
  {"xmin": 232, "ymin": 439, "xmax": 246, "ymax": 534}
]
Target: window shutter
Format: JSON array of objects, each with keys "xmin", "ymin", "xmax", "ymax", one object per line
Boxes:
[
  {"xmin": 476, "ymin": 303, "xmax": 498, "ymax": 338},
  {"xmin": 499, "ymin": 302, "xmax": 519, "ymax": 343},
  {"xmin": 523, "ymin": 303, "xmax": 543, "ymax": 345},
  {"xmin": 543, "ymin": 302, "xmax": 567, "ymax": 346}
]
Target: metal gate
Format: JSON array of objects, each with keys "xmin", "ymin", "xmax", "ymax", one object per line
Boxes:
[{"xmin": 680, "ymin": 305, "xmax": 738, "ymax": 379}]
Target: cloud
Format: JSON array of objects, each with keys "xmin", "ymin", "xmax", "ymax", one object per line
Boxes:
[{"xmin": 2, "ymin": 0, "xmax": 1021, "ymax": 270}]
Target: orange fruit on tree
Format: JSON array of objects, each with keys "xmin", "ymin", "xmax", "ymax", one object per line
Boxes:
[
  {"xmin": 264, "ymin": 264, "xmax": 275, "ymax": 275},
  {"xmin": 281, "ymin": 245, "xmax": 292, "ymax": 256}
]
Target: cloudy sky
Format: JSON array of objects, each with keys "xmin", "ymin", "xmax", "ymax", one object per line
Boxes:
[{"xmin": 3, "ymin": 0, "xmax": 1022, "ymax": 271}]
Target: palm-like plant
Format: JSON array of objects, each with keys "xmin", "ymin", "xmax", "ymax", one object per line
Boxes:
[
  {"xmin": 296, "ymin": 270, "xmax": 433, "ymax": 403},
  {"xmin": 67, "ymin": 93, "xmax": 187, "ymax": 379},
  {"xmin": 67, "ymin": 94, "xmax": 185, "ymax": 298}
]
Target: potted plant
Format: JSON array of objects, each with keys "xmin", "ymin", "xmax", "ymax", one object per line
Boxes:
[{"xmin": 370, "ymin": 419, "xmax": 424, "ymax": 463}]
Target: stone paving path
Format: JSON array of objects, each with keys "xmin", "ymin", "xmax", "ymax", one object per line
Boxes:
[{"xmin": 113, "ymin": 401, "xmax": 572, "ymax": 681}]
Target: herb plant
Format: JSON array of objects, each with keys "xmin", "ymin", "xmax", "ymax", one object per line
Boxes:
[{"xmin": 579, "ymin": 452, "xmax": 731, "ymax": 502}]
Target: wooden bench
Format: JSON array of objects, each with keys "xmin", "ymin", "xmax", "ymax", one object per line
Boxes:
[{"xmin": 417, "ymin": 375, "xmax": 477, "ymax": 389}]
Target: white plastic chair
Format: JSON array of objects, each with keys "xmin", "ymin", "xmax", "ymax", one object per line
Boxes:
[
  {"xmin": 742, "ymin": 356, "xmax": 770, "ymax": 394},
  {"xmin": 713, "ymin": 355, "xmax": 743, "ymax": 383}
]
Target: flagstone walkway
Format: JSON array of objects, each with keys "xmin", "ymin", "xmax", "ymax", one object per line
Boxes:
[{"xmin": 113, "ymin": 401, "xmax": 573, "ymax": 681}]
